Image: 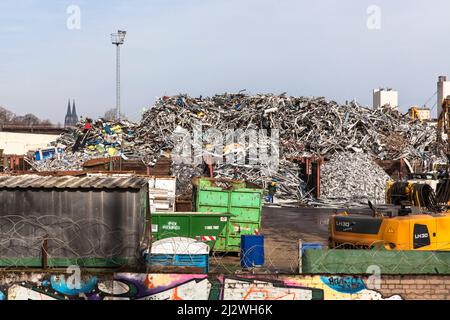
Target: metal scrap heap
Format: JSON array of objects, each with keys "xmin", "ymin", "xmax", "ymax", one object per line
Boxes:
[
  {"xmin": 31, "ymin": 92, "xmax": 438, "ymax": 203},
  {"xmin": 318, "ymin": 152, "xmax": 392, "ymax": 207},
  {"xmin": 135, "ymin": 93, "xmax": 437, "ymax": 162},
  {"xmin": 31, "ymin": 118, "xmax": 138, "ymax": 171},
  {"xmin": 130, "ymin": 93, "xmax": 436, "ymax": 197}
]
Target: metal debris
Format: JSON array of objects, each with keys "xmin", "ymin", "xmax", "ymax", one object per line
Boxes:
[
  {"xmin": 31, "ymin": 118, "xmax": 138, "ymax": 171},
  {"xmin": 30, "ymin": 93, "xmax": 439, "ymax": 204},
  {"xmin": 135, "ymin": 94, "xmax": 437, "ymax": 164},
  {"xmin": 131, "ymin": 93, "xmax": 437, "ymax": 198},
  {"xmin": 319, "ymin": 152, "xmax": 392, "ymax": 206}
]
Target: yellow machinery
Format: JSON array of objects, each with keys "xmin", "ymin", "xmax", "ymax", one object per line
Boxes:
[
  {"xmin": 329, "ymin": 210, "xmax": 450, "ymax": 251},
  {"xmin": 409, "ymin": 106, "xmax": 423, "ymax": 122},
  {"xmin": 386, "ymin": 180, "xmax": 443, "ymax": 210},
  {"xmin": 329, "ymin": 179, "xmax": 450, "ymax": 251}
]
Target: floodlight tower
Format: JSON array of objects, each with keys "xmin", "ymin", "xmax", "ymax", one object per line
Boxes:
[{"xmin": 111, "ymin": 30, "xmax": 127, "ymax": 121}]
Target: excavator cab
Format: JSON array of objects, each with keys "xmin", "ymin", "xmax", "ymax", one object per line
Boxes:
[{"xmin": 328, "ymin": 207, "xmax": 450, "ymax": 251}]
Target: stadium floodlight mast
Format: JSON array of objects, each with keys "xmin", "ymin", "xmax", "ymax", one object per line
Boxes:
[{"xmin": 111, "ymin": 30, "xmax": 127, "ymax": 121}]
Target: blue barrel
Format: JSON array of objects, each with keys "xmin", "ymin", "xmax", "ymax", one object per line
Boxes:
[
  {"xmin": 241, "ymin": 235, "xmax": 264, "ymax": 268},
  {"xmin": 302, "ymin": 243, "xmax": 323, "ymax": 254}
]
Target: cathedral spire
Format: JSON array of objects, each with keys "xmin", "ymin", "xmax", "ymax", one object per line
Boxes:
[
  {"xmin": 67, "ymin": 99, "xmax": 72, "ymax": 116},
  {"xmin": 72, "ymin": 99, "xmax": 78, "ymax": 125},
  {"xmin": 64, "ymin": 99, "xmax": 72, "ymax": 127}
]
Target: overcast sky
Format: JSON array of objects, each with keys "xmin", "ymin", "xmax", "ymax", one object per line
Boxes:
[{"xmin": 0, "ymin": 0, "xmax": 449, "ymax": 123}]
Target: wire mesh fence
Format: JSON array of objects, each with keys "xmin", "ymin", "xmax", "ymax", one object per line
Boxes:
[
  {"xmin": 0, "ymin": 214, "xmax": 144, "ymax": 270},
  {"xmin": 302, "ymin": 241, "xmax": 450, "ymax": 275},
  {"xmin": 1, "ymin": 213, "xmax": 450, "ymax": 276}
]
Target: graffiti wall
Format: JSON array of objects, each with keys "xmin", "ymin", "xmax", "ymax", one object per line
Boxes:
[{"xmin": 0, "ymin": 272, "xmax": 449, "ymax": 300}]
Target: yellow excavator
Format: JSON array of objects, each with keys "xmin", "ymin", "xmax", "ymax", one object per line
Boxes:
[
  {"xmin": 409, "ymin": 106, "xmax": 423, "ymax": 122},
  {"xmin": 329, "ymin": 201, "xmax": 450, "ymax": 251},
  {"xmin": 329, "ymin": 99, "xmax": 450, "ymax": 251}
]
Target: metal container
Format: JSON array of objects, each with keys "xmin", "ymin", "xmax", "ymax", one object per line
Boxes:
[
  {"xmin": 241, "ymin": 235, "xmax": 265, "ymax": 268},
  {"xmin": 194, "ymin": 184, "xmax": 229, "ymax": 213},
  {"xmin": 193, "ymin": 177, "xmax": 263, "ymax": 252},
  {"xmin": 176, "ymin": 199, "xmax": 193, "ymax": 212},
  {"xmin": 147, "ymin": 237, "xmax": 210, "ymax": 273},
  {"xmin": 151, "ymin": 212, "xmax": 231, "ymax": 248}
]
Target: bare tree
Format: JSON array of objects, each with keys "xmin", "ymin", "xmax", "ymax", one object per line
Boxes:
[
  {"xmin": 0, "ymin": 106, "xmax": 15, "ymax": 125},
  {"xmin": 0, "ymin": 106, "xmax": 55, "ymax": 127},
  {"xmin": 12, "ymin": 114, "xmax": 41, "ymax": 126},
  {"xmin": 103, "ymin": 108, "xmax": 127, "ymax": 122}
]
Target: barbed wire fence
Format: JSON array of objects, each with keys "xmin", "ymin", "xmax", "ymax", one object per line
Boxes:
[
  {"xmin": 1, "ymin": 215, "xmax": 449, "ymax": 276},
  {"xmin": 0, "ymin": 215, "xmax": 143, "ymax": 271}
]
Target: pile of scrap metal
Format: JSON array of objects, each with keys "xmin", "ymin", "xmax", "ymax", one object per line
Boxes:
[
  {"xmin": 313, "ymin": 152, "xmax": 392, "ymax": 208},
  {"xmin": 29, "ymin": 92, "xmax": 439, "ymax": 205},
  {"xmin": 132, "ymin": 93, "xmax": 437, "ymax": 200},
  {"xmin": 30, "ymin": 118, "xmax": 138, "ymax": 171},
  {"xmin": 135, "ymin": 94, "xmax": 437, "ymax": 162}
]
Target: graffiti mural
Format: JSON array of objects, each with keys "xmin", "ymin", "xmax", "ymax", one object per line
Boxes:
[
  {"xmin": 0, "ymin": 273, "xmax": 403, "ymax": 300},
  {"xmin": 320, "ymin": 276, "xmax": 366, "ymax": 294},
  {"xmin": 221, "ymin": 278, "xmax": 323, "ymax": 300}
]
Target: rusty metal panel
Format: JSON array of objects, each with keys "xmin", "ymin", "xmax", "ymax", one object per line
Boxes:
[{"xmin": 0, "ymin": 175, "xmax": 148, "ymax": 190}]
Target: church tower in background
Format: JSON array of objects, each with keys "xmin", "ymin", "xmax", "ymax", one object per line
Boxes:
[{"xmin": 64, "ymin": 99, "xmax": 79, "ymax": 128}]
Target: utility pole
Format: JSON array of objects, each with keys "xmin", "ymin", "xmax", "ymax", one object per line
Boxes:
[{"xmin": 111, "ymin": 30, "xmax": 127, "ymax": 121}]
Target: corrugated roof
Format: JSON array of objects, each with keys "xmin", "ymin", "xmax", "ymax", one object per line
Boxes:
[{"xmin": 0, "ymin": 175, "xmax": 148, "ymax": 190}]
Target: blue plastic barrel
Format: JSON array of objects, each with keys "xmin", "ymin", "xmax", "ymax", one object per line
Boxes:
[
  {"xmin": 302, "ymin": 243, "xmax": 323, "ymax": 254},
  {"xmin": 241, "ymin": 235, "xmax": 264, "ymax": 268}
]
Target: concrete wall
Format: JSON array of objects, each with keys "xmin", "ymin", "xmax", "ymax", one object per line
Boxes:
[
  {"xmin": 0, "ymin": 132, "xmax": 58, "ymax": 155},
  {"xmin": 373, "ymin": 89, "xmax": 398, "ymax": 109},
  {"xmin": 0, "ymin": 272, "xmax": 449, "ymax": 300}
]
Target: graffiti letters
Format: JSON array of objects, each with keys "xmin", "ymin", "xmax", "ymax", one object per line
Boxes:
[{"xmin": 0, "ymin": 273, "xmax": 404, "ymax": 300}]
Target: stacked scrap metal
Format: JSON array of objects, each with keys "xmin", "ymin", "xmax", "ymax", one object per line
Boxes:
[
  {"xmin": 131, "ymin": 93, "xmax": 437, "ymax": 198},
  {"xmin": 31, "ymin": 118, "xmax": 138, "ymax": 171},
  {"xmin": 134, "ymin": 94, "xmax": 437, "ymax": 163},
  {"xmin": 318, "ymin": 152, "xmax": 392, "ymax": 207},
  {"xmin": 31, "ymin": 93, "xmax": 438, "ymax": 203}
]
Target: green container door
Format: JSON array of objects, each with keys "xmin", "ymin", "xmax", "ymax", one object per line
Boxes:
[
  {"xmin": 230, "ymin": 189, "xmax": 263, "ymax": 209},
  {"xmin": 193, "ymin": 178, "xmax": 264, "ymax": 253},
  {"xmin": 230, "ymin": 189, "xmax": 263, "ymax": 223},
  {"xmin": 196, "ymin": 188, "xmax": 229, "ymax": 213},
  {"xmin": 217, "ymin": 221, "xmax": 261, "ymax": 253},
  {"xmin": 151, "ymin": 212, "xmax": 230, "ymax": 249},
  {"xmin": 216, "ymin": 189, "xmax": 263, "ymax": 252}
]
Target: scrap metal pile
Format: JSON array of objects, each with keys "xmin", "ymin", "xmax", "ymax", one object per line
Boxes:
[
  {"xmin": 315, "ymin": 152, "xmax": 392, "ymax": 207},
  {"xmin": 135, "ymin": 93, "xmax": 437, "ymax": 161},
  {"xmin": 32, "ymin": 92, "xmax": 438, "ymax": 204},
  {"xmin": 30, "ymin": 118, "xmax": 138, "ymax": 171},
  {"xmin": 132, "ymin": 93, "xmax": 437, "ymax": 198}
]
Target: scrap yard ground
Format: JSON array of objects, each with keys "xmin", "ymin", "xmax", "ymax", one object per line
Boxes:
[{"xmin": 210, "ymin": 206, "xmax": 372, "ymax": 273}]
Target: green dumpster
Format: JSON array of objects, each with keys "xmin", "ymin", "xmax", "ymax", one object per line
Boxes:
[
  {"xmin": 193, "ymin": 178, "xmax": 264, "ymax": 253},
  {"xmin": 195, "ymin": 186, "xmax": 229, "ymax": 213},
  {"xmin": 151, "ymin": 212, "xmax": 232, "ymax": 249}
]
